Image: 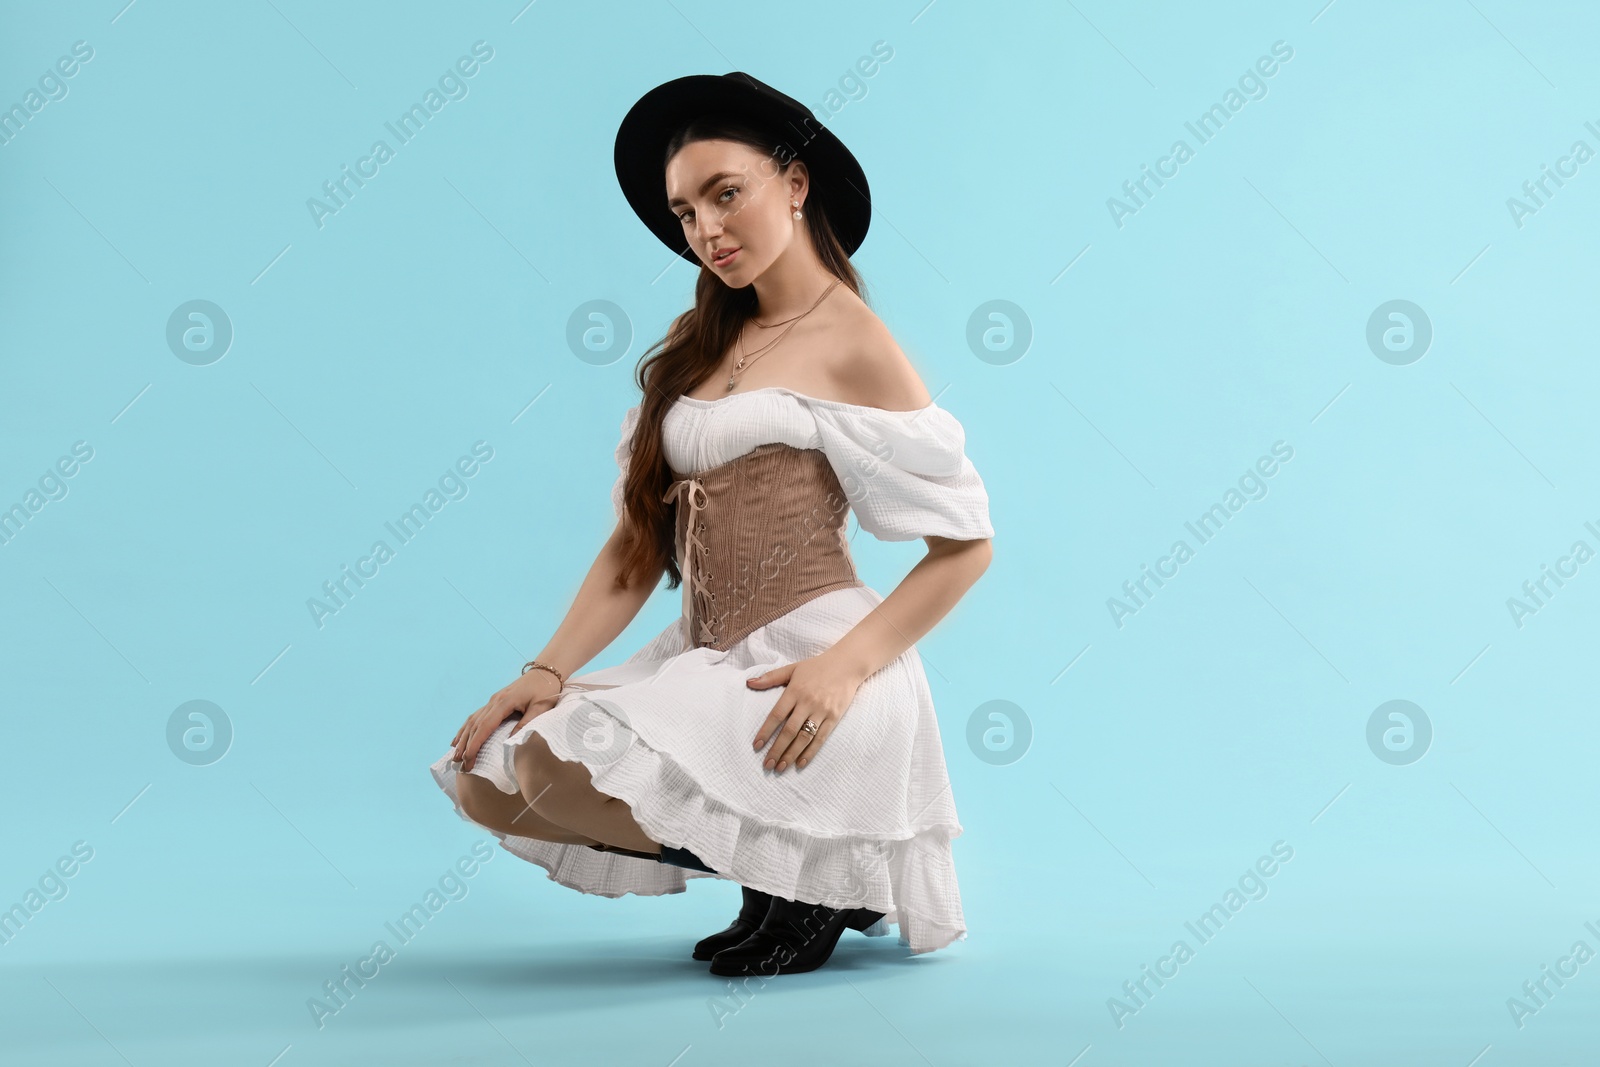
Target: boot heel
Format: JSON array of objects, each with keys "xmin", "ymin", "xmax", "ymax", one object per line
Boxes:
[
  {"xmin": 587, "ymin": 843, "xmax": 660, "ymax": 861},
  {"xmin": 658, "ymin": 844, "xmax": 716, "ymax": 873},
  {"xmin": 844, "ymin": 907, "xmax": 884, "ymax": 932},
  {"xmin": 709, "ymin": 898, "xmax": 887, "ymax": 977},
  {"xmin": 587, "ymin": 843, "xmax": 717, "ymax": 873}
]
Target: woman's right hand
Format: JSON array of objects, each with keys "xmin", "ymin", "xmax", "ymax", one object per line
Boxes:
[{"xmin": 451, "ymin": 669, "xmax": 564, "ymax": 772}]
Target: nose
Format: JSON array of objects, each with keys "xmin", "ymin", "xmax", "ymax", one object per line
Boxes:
[{"xmin": 694, "ymin": 213, "xmax": 722, "ymax": 244}]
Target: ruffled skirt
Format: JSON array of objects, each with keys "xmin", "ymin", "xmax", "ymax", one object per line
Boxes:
[{"xmin": 428, "ymin": 584, "xmax": 966, "ymax": 955}]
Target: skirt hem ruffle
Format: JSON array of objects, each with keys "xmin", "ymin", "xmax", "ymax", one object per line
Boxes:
[
  {"xmin": 431, "ymin": 755, "xmax": 721, "ymax": 898},
  {"xmin": 427, "ymin": 707, "xmax": 968, "ymax": 955}
]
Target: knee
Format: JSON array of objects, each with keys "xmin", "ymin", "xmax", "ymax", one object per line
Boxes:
[
  {"xmin": 512, "ymin": 733, "xmax": 565, "ymax": 813},
  {"xmin": 455, "ymin": 771, "xmax": 503, "ymax": 826}
]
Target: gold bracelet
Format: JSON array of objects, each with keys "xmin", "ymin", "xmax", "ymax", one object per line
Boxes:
[{"xmin": 521, "ymin": 660, "xmax": 566, "ymax": 688}]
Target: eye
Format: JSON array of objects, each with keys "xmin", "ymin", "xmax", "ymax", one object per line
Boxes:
[{"xmin": 677, "ymin": 187, "xmax": 739, "ymax": 224}]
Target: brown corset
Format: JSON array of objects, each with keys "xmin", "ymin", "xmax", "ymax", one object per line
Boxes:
[{"xmin": 661, "ymin": 442, "xmax": 865, "ymax": 651}]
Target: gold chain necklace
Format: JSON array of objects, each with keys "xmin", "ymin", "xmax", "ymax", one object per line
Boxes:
[
  {"xmin": 748, "ymin": 305, "xmax": 811, "ymax": 330},
  {"xmin": 726, "ymin": 280, "xmax": 840, "ymax": 392}
]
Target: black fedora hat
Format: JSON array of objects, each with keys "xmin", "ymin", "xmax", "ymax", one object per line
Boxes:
[{"xmin": 613, "ymin": 71, "xmax": 871, "ymax": 265}]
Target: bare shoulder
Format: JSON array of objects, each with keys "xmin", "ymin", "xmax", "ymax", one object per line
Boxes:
[{"xmin": 825, "ymin": 308, "xmax": 933, "ymax": 412}]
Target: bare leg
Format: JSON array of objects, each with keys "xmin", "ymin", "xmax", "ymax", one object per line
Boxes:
[
  {"xmin": 514, "ymin": 734, "xmax": 662, "ymax": 854},
  {"xmin": 456, "ymin": 771, "xmax": 601, "ymax": 845}
]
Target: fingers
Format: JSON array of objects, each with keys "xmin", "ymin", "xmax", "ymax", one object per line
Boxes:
[
  {"xmin": 462, "ymin": 710, "xmax": 501, "ymax": 771},
  {"xmin": 453, "ymin": 679, "xmax": 553, "ymax": 770},
  {"xmin": 452, "ymin": 704, "xmax": 490, "ymax": 759},
  {"xmin": 762, "ymin": 705, "xmax": 825, "ymax": 773},
  {"xmin": 762, "ymin": 707, "xmax": 800, "ymax": 769},
  {"xmin": 462, "ymin": 722, "xmax": 494, "ymax": 772},
  {"xmin": 787, "ymin": 716, "xmax": 836, "ymax": 770},
  {"xmin": 773, "ymin": 711, "xmax": 831, "ymax": 772},
  {"xmin": 453, "ymin": 719, "xmax": 478, "ymax": 762},
  {"xmin": 746, "ymin": 662, "xmax": 793, "ymax": 690},
  {"xmin": 752, "ymin": 696, "xmax": 792, "ymax": 754}
]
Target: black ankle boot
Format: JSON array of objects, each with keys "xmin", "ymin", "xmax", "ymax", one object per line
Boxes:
[
  {"xmin": 692, "ymin": 885, "xmax": 774, "ymax": 961},
  {"xmin": 708, "ymin": 895, "xmax": 884, "ymax": 977}
]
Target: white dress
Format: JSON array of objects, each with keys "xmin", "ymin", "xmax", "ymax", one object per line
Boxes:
[{"xmin": 428, "ymin": 385, "xmax": 995, "ymax": 955}]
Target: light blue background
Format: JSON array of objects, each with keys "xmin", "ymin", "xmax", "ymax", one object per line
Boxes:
[{"xmin": 3, "ymin": 1, "xmax": 1597, "ymax": 1064}]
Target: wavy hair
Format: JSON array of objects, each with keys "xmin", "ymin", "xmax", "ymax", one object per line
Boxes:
[{"xmin": 612, "ymin": 114, "xmax": 867, "ymax": 592}]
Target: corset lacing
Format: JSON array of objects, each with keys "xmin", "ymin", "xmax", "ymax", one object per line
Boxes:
[{"xmin": 661, "ymin": 475, "xmax": 719, "ymax": 647}]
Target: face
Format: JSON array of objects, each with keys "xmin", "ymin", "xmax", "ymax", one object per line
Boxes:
[{"xmin": 665, "ymin": 138, "xmax": 805, "ymax": 281}]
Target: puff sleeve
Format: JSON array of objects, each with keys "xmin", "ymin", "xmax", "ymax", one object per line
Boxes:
[
  {"xmin": 806, "ymin": 401, "xmax": 995, "ymax": 543},
  {"xmin": 610, "ymin": 403, "xmax": 642, "ymax": 522}
]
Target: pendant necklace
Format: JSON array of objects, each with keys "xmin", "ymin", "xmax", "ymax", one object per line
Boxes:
[{"xmin": 726, "ymin": 279, "xmax": 840, "ymax": 391}]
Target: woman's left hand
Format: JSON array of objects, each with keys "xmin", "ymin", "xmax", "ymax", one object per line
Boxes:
[{"xmin": 747, "ymin": 652, "xmax": 866, "ymax": 773}]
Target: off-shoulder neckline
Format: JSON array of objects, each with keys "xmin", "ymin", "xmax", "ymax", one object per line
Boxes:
[{"xmin": 673, "ymin": 384, "xmax": 937, "ymax": 416}]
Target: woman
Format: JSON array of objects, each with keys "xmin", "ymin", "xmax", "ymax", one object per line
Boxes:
[{"xmin": 430, "ymin": 72, "xmax": 996, "ymax": 977}]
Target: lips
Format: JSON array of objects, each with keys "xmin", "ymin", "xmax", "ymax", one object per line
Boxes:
[{"xmin": 712, "ymin": 247, "xmax": 740, "ymax": 266}]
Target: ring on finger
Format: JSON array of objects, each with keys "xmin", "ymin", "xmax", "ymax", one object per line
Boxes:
[
  {"xmin": 793, "ymin": 726, "xmax": 824, "ymax": 767},
  {"xmin": 780, "ymin": 717, "xmax": 822, "ymax": 769}
]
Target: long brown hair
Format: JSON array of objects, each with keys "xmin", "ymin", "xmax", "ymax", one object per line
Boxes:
[{"xmin": 612, "ymin": 114, "xmax": 868, "ymax": 592}]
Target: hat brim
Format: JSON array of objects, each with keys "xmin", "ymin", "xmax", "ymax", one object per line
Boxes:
[{"xmin": 614, "ymin": 72, "xmax": 870, "ymax": 265}]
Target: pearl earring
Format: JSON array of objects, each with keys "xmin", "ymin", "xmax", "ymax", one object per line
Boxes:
[{"xmin": 791, "ymin": 199, "xmax": 803, "ymax": 221}]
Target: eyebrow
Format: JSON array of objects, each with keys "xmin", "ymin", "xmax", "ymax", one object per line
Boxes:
[{"xmin": 667, "ymin": 171, "xmax": 741, "ymax": 210}]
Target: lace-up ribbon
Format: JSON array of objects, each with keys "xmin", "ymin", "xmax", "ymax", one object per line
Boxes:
[
  {"xmin": 662, "ymin": 444, "xmax": 866, "ymax": 652},
  {"xmin": 662, "ymin": 475, "xmax": 719, "ymax": 647}
]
